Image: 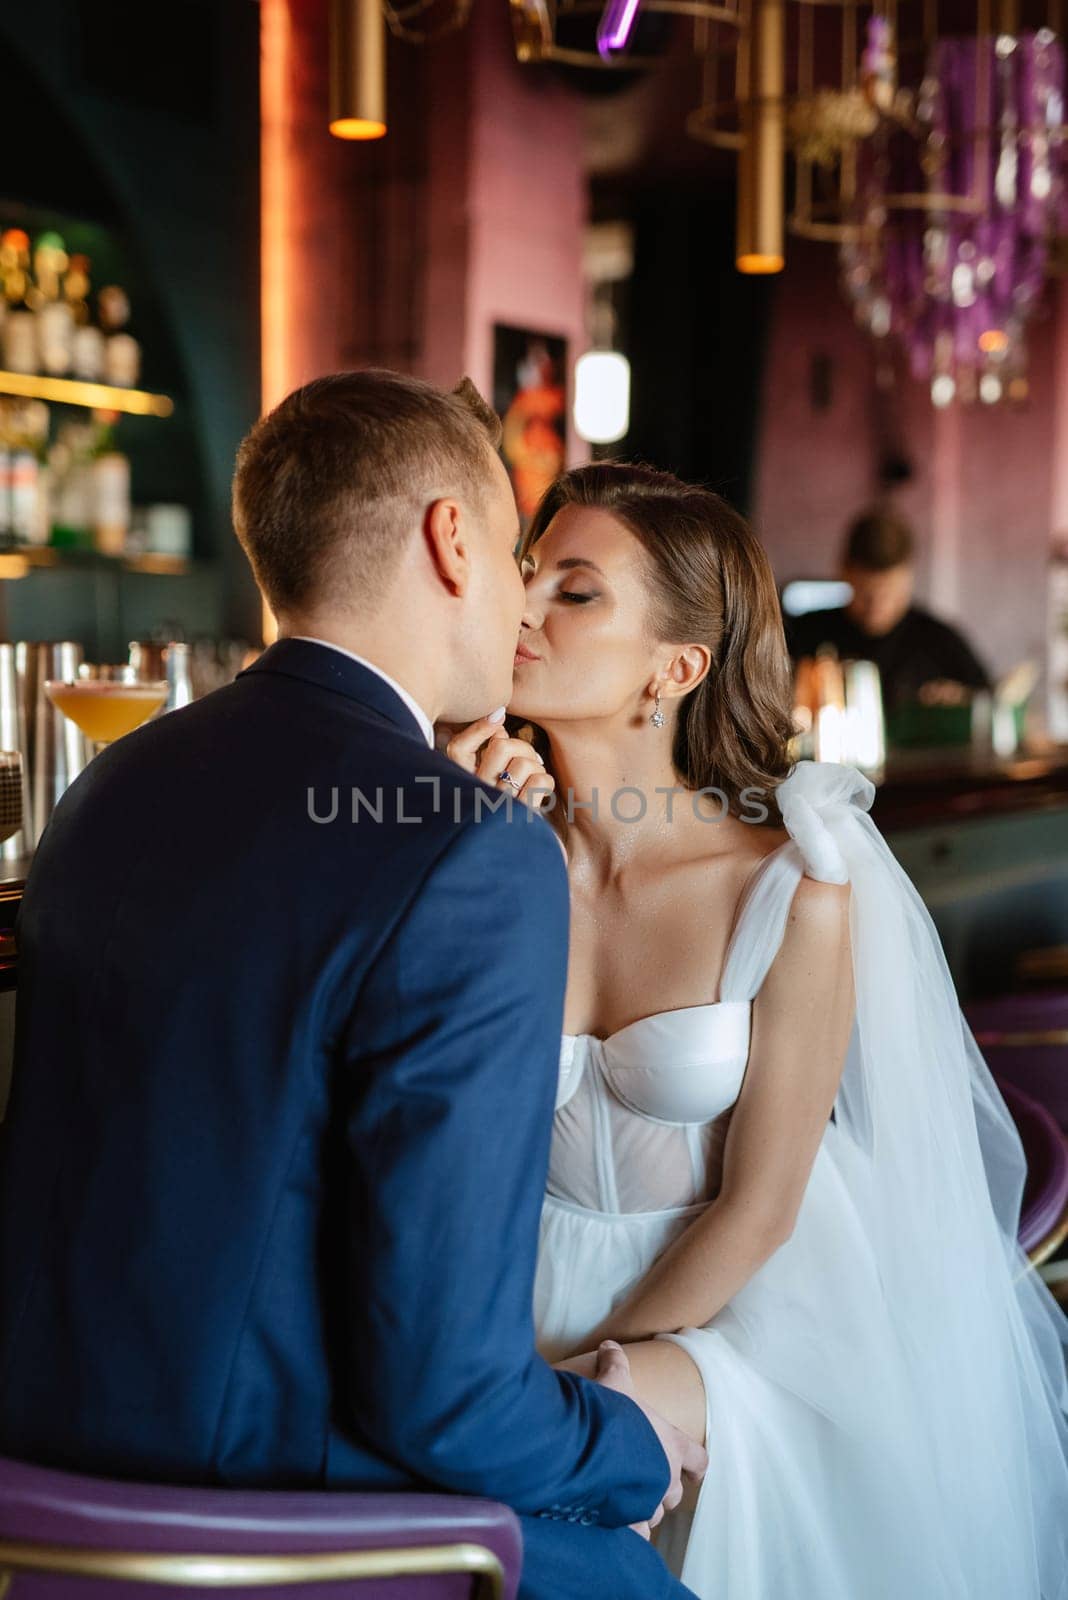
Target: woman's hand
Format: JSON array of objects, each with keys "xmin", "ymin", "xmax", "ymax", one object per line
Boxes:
[
  {"xmin": 555, "ymin": 1339, "xmax": 708, "ymax": 1449},
  {"xmin": 445, "ymin": 712, "xmax": 555, "ymax": 812},
  {"xmin": 564, "ymin": 1340, "xmax": 707, "ymax": 1535}
]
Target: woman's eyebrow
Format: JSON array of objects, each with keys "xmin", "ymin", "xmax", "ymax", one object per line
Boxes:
[{"xmin": 555, "ymin": 557, "xmax": 607, "ymax": 578}]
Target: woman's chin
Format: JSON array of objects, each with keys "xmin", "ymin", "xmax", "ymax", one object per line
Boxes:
[{"xmin": 506, "ymin": 685, "xmax": 536, "ymax": 720}]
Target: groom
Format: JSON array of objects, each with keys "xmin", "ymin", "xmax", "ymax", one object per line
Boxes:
[{"xmin": 0, "ymin": 370, "xmax": 703, "ymax": 1599}]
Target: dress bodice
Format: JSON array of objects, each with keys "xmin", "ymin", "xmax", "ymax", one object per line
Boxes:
[{"xmin": 548, "ymin": 799, "xmax": 845, "ymax": 1214}]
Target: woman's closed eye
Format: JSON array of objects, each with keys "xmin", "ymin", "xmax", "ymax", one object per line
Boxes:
[{"xmin": 518, "ymin": 556, "xmax": 599, "ymax": 603}]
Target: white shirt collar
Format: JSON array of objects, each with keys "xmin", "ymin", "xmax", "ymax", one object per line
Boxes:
[{"xmin": 288, "ymin": 636, "xmax": 435, "ymax": 749}]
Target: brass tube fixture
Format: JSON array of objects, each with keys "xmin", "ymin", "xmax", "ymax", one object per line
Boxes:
[
  {"xmin": 329, "ymin": 0, "xmax": 387, "ymax": 140},
  {"xmin": 736, "ymin": 0, "xmax": 785, "ymax": 272}
]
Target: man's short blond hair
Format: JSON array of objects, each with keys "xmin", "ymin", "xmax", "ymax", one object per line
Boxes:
[{"xmin": 232, "ymin": 369, "xmax": 502, "ymax": 616}]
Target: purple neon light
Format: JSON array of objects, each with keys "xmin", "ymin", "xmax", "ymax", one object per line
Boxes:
[{"xmin": 597, "ymin": 0, "xmax": 641, "ymax": 59}]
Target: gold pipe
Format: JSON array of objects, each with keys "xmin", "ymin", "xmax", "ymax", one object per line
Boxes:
[
  {"xmin": 1027, "ymin": 1192, "xmax": 1068, "ymax": 1271},
  {"xmin": 973, "ymin": 1028, "xmax": 1068, "ymax": 1047},
  {"xmin": 329, "ymin": 0, "xmax": 387, "ymax": 140},
  {"xmin": 0, "ymin": 1540, "xmax": 504, "ymax": 1600},
  {"xmin": 736, "ymin": 0, "xmax": 784, "ymax": 273}
]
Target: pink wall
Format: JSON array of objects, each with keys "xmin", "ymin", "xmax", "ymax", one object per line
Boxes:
[
  {"xmin": 754, "ymin": 238, "xmax": 1058, "ymax": 684},
  {"xmin": 270, "ymin": 0, "xmax": 587, "ymax": 429},
  {"xmin": 420, "ymin": 0, "xmax": 588, "ymax": 457}
]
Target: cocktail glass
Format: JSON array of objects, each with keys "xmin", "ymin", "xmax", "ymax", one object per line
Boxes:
[{"xmin": 44, "ymin": 664, "xmax": 168, "ymax": 754}]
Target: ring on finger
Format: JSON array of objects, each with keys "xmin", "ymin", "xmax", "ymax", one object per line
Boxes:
[{"xmin": 497, "ymin": 770, "xmax": 522, "ymax": 793}]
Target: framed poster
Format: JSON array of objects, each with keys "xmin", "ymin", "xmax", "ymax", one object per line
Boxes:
[{"xmin": 492, "ymin": 324, "xmax": 568, "ymax": 527}]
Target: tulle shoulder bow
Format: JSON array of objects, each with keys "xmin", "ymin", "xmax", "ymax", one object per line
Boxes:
[{"xmin": 773, "ymin": 759, "xmax": 875, "ymax": 884}]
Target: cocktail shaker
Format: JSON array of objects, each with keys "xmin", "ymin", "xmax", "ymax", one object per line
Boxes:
[
  {"xmin": 29, "ymin": 641, "xmax": 88, "ymax": 847},
  {"xmin": 129, "ymin": 639, "xmax": 194, "ymax": 712}
]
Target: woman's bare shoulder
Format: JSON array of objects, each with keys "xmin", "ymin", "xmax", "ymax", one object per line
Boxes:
[{"xmin": 686, "ymin": 814, "xmax": 792, "ymax": 876}]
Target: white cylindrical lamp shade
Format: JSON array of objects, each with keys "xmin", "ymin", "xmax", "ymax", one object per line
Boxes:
[{"xmin": 573, "ymin": 351, "xmax": 631, "ymax": 444}]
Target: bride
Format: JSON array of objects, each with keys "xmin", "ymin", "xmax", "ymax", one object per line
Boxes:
[{"xmin": 447, "ymin": 461, "xmax": 1068, "ymax": 1599}]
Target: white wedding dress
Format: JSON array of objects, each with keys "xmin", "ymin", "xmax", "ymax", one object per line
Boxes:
[{"xmin": 534, "ymin": 759, "xmax": 1068, "ymax": 1599}]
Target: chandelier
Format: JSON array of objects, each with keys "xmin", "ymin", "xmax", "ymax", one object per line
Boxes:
[
  {"xmin": 655, "ymin": 0, "xmax": 1068, "ymax": 402},
  {"xmin": 840, "ymin": 21, "xmax": 1068, "ymax": 404}
]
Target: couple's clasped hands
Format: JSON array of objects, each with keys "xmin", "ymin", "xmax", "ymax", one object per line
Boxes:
[{"xmin": 577, "ymin": 1339, "xmax": 708, "ymax": 1540}]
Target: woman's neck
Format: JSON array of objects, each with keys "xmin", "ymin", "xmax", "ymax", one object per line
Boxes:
[{"xmin": 542, "ymin": 718, "xmax": 718, "ymax": 878}]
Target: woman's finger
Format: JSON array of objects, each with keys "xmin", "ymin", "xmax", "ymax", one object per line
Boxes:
[
  {"xmin": 593, "ymin": 1339, "xmax": 633, "ymax": 1395},
  {"xmin": 661, "ymin": 1478, "xmax": 683, "ymax": 1515},
  {"xmin": 474, "ymin": 746, "xmax": 545, "ymax": 797},
  {"xmin": 476, "ymin": 756, "xmax": 543, "ymax": 797},
  {"xmin": 473, "ymin": 736, "xmax": 544, "ymax": 782},
  {"xmin": 444, "ymin": 711, "xmax": 509, "ymax": 772},
  {"xmin": 518, "ymin": 771, "xmax": 555, "ymax": 812}
]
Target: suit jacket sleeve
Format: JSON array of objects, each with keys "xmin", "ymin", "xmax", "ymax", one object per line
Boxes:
[{"xmin": 336, "ymin": 803, "xmax": 669, "ymax": 1525}]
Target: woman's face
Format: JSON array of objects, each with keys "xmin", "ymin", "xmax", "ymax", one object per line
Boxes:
[{"xmin": 509, "ymin": 503, "xmax": 663, "ymax": 726}]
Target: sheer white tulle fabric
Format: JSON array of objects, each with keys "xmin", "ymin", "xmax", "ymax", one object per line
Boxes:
[{"xmin": 533, "ymin": 758, "xmax": 1068, "ymax": 1600}]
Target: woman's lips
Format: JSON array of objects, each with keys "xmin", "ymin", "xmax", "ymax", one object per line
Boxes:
[{"xmin": 514, "ymin": 643, "xmax": 541, "ymax": 663}]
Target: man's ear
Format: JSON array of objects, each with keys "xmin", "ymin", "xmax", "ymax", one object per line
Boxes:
[{"xmin": 424, "ymin": 497, "xmax": 468, "ymax": 597}]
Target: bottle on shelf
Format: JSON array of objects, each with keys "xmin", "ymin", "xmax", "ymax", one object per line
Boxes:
[
  {"xmin": 0, "ymin": 423, "xmax": 12, "ymax": 549},
  {"xmin": 99, "ymin": 284, "xmax": 141, "ymax": 389},
  {"xmin": 1, "ymin": 230, "xmax": 37, "ymax": 376},
  {"xmin": 0, "ymin": 397, "xmax": 50, "ymax": 549},
  {"xmin": 62, "ymin": 250, "xmax": 108, "ymax": 384},
  {"xmin": 48, "ymin": 420, "xmax": 97, "ymax": 551},
  {"xmin": 92, "ymin": 449, "xmax": 131, "ymax": 556},
  {"xmin": 34, "ymin": 234, "xmax": 73, "ymax": 378},
  {"xmin": 10, "ymin": 448, "xmax": 40, "ymax": 545}
]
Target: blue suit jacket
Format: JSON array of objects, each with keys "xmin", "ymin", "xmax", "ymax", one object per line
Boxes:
[{"xmin": 0, "ymin": 639, "xmax": 667, "ymax": 1528}]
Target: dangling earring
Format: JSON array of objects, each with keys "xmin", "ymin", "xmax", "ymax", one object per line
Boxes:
[{"xmin": 650, "ymin": 688, "xmax": 665, "ymax": 728}]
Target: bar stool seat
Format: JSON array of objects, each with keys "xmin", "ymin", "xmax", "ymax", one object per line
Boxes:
[
  {"xmin": 0, "ymin": 1454, "xmax": 521, "ymax": 1600},
  {"xmin": 965, "ymin": 989, "xmax": 1068, "ymax": 1130},
  {"xmin": 997, "ymin": 1080, "xmax": 1068, "ymax": 1265}
]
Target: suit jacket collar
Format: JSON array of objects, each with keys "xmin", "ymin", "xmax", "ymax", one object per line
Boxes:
[{"xmin": 239, "ymin": 638, "xmax": 430, "ymax": 747}]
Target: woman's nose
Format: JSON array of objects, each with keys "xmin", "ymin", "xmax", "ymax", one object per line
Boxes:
[{"xmin": 520, "ymin": 592, "xmax": 545, "ymax": 631}]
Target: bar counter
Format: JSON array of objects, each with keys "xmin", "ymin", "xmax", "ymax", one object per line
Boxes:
[
  {"xmin": 872, "ymin": 745, "xmax": 1068, "ymax": 830},
  {"xmin": 872, "ymin": 744, "xmax": 1068, "ymax": 1001}
]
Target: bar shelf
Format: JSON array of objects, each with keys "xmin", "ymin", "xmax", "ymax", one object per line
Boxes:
[{"xmin": 0, "ymin": 369, "xmax": 174, "ymax": 418}]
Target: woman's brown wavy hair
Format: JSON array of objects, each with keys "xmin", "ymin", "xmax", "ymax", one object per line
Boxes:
[{"xmin": 517, "ymin": 462, "xmax": 796, "ymax": 816}]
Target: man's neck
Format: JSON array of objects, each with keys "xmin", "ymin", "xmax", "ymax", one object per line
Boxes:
[{"xmin": 277, "ymin": 617, "xmax": 444, "ymax": 726}]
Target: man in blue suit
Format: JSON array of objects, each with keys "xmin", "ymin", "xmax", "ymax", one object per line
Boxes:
[{"xmin": 0, "ymin": 371, "xmax": 703, "ymax": 1599}]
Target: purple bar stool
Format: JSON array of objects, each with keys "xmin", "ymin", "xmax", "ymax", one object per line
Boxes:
[
  {"xmin": 0, "ymin": 1456, "xmax": 521, "ymax": 1600},
  {"xmin": 965, "ymin": 989, "xmax": 1068, "ymax": 1132},
  {"xmin": 997, "ymin": 1079, "xmax": 1068, "ymax": 1265}
]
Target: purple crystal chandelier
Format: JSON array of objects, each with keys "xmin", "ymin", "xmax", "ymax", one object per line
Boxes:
[{"xmin": 841, "ymin": 18, "xmax": 1068, "ymax": 405}]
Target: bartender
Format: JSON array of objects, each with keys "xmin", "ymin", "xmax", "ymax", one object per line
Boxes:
[{"xmin": 784, "ymin": 509, "xmax": 992, "ymax": 714}]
